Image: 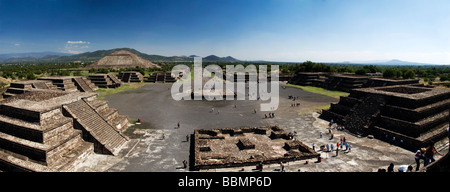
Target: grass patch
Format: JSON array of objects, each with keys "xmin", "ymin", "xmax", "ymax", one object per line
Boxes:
[
  {"xmin": 285, "ymin": 84, "xmax": 349, "ymax": 99},
  {"xmin": 96, "ymin": 82, "xmax": 146, "ymax": 100},
  {"xmin": 297, "ymin": 104, "xmax": 331, "ymax": 115},
  {"xmin": 123, "ymin": 118, "xmax": 155, "ymax": 139}
]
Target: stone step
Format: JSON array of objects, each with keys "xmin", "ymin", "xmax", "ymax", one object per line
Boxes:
[{"xmin": 64, "ymin": 99, "xmax": 127, "ymax": 155}]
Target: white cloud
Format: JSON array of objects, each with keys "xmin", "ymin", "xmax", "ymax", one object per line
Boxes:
[
  {"xmin": 62, "ymin": 40, "xmax": 91, "ymax": 54},
  {"xmin": 14, "ymin": 43, "xmax": 20, "ymax": 46},
  {"xmin": 67, "ymin": 40, "xmax": 90, "ymax": 44}
]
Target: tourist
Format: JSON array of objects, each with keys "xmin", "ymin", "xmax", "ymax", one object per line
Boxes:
[
  {"xmin": 183, "ymin": 160, "xmax": 187, "ymax": 169},
  {"xmin": 320, "ymin": 132, "xmax": 323, "ymax": 138},
  {"xmin": 177, "ymin": 121, "xmax": 180, "ymax": 129},
  {"xmin": 329, "ymin": 133, "xmax": 334, "ymax": 140},
  {"xmin": 217, "ymin": 110, "xmax": 220, "ymax": 114},
  {"xmin": 348, "ymin": 144, "xmax": 352, "ymax": 152},
  {"xmin": 397, "ymin": 165, "xmax": 413, "ymax": 172},
  {"xmin": 186, "ymin": 135, "xmax": 189, "ymax": 142},
  {"xmin": 336, "ymin": 148, "xmax": 339, "ymax": 156},
  {"xmin": 254, "ymin": 109, "xmax": 257, "ymax": 114},
  {"xmin": 280, "ymin": 162, "xmax": 285, "ymax": 172},
  {"xmin": 414, "ymin": 148, "xmax": 425, "ymax": 171},
  {"xmin": 312, "ymin": 143, "xmax": 315, "ymax": 151},
  {"xmin": 330, "ymin": 144, "xmax": 334, "ymax": 151},
  {"xmin": 162, "ymin": 133, "xmax": 166, "ymax": 140},
  {"xmin": 337, "ymin": 142, "xmax": 340, "ymax": 149},
  {"xmin": 387, "ymin": 163, "xmax": 395, "ymax": 172},
  {"xmin": 326, "ymin": 144, "xmax": 330, "ymax": 152},
  {"xmin": 447, "ymin": 126, "xmax": 450, "ymax": 143},
  {"xmin": 424, "ymin": 141, "xmax": 443, "ymax": 167},
  {"xmin": 211, "ymin": 107, "xmax": 214, "ymax": 113}
]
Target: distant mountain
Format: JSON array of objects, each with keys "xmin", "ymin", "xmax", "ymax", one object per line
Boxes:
[
  {"xmin": 203, "ymin": 55, "xmax": 239, "ymax": 62},
  {"xmin": 342, "ymin": 59, "xmax": 438, "ymax": 66},
  {"xmin": 0, "ymin": 52, "xmax": 72, "ymax": 59},
  {"xmin": 0, "ymin": 52, "xmax": 73, "ymax": 62},
  {"xmin": 0, "ymin": 48, "xmax": 240, "ymax": 63}
]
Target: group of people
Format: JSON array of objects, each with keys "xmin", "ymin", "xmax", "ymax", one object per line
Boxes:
[
  {"xmin": 264, "ymin": 113, "xmax": 276, "ymax": 118},
  {"xmin": 414, "ymin": 141, "xmax": 444, "ymax": 171}
]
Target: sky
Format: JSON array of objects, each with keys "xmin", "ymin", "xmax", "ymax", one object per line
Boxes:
[{"xmin": 0, "ymin": 0, "xmax": 449, "ymax": 64}]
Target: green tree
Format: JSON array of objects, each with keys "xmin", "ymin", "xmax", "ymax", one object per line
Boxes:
[
  {"xmin": 383, "ymin": 68, "xmax": 397, "ymax": 78},
  {"xmin": 403, "ymin": 70, "xmax": 415, "ymax": 79}
]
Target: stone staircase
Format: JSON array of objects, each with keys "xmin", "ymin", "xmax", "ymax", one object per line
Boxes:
[
  {"xmin": 63, "ymin": 99, "xmax": 128, "ymax": 156},
  {"xmin": 0, "ymin": 95, "xmax": 94, "ymax": 171},
  {"xmin": 343, "ymin": 95, "xmax": 385, "ymax": 136}
]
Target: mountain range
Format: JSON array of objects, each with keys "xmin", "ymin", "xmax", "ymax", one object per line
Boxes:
[
  {"xmin": 339, "ymin": 59, "xmax": 439, "ymax": 66},
  {"xmin": 0, "ymin": 48, "xmax": 240, "ymax": 63},
  {"xmin": 0, "ymin": 48, "xmax": 442, "ymax": 65}
]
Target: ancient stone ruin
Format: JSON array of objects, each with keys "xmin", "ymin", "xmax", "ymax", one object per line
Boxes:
[
  {"xmin": 193, "ymin": 126, "xmax": 319, "ymax": 170},
  {"xmin": 289, "ymin": 72, "xmax": 420, "ymax": 92},
  {"xmin": 117, "ymin": 71, "xmax": 144, "ymax": 83},
  {"xmin": 321, "ymin": 85, "xmax": 450, "ymax": 150},
  {"xmin": 0, "ymin": 90, "xmax": 129, "ymax": 171},
  {"xmin": 145, "ymin": 72, "xmax": 176, "ymax": 83},
  {"xmin": 3, "ymin": 76, "xmax": 98, "ymax": 99},
  {"xmin": 88, "ymin": 74, "xmax": 122, "ymax": 88},
  {"xmin": 85, "ymin": 50, "xmax": 161, "ymax": 69}
]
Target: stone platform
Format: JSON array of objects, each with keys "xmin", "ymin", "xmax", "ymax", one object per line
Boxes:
[
  {"xmin": 0, "ymin": 90, "xmax": 129, "ymax": 171},
  {"xmin": 321, "ymin": 85, "xmax": 450, "ymax": 150},
  {"xmin": 193, "ymin": 126, "xmax": 319, "ymax": 170}
]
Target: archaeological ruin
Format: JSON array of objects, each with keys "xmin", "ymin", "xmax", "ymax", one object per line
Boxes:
[
  {"xmin": 85, "ymin": 50, "xmax": 161, "ymax": 70},
  {"xmin": 145, "ymin": 72, "xmax": 176, "ymax": 83},
  {"xmin": 0, "ymin": 90, "xmax": 129, "ymax": 171},
  {"xmin": 321, "ymin": 85, "xmax": 450, "ymax": 150},
  {"xmin": 88, "ymin": 74, "xmax": 122, "ymax": 88},
  {"xmin": 192, "ymin": 126, "xmax": 319, "ymax": 170},
  {"xmin": 289, "ymin": 72, "xmax": 421, "ymax": 92},
  {"xmin": 117, "ymin": 71, "xmax": 144, "ymax": 83},
  {"xmin": 3, "ymin": 76, "xmax": 98, "ymax": 99}
]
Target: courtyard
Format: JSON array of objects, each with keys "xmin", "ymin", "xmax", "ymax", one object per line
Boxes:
[{"xmin": 73, "ymin": 83, "xmax": 448, "ymax": 172}]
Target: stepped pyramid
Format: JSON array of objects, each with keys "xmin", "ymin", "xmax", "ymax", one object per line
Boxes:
[
  {"xmin": 320, "ymin": 85, "xmax": 450, "ymax": 150},
  {"xmin": 85, "ymin": 50, "xmax": 161, "ymax": 69},
  {"xmin": 0, "ymin": 90, "xmax": 129, "ymax": 171}
]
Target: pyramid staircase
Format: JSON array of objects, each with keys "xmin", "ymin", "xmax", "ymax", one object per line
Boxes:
[
  {"xmin": 63, "ymin": 98, "xmax": 128, "ymax": 156},
  {"xmin": 0, "ymin": 95, "xmax": 94, "ymax": 172}
]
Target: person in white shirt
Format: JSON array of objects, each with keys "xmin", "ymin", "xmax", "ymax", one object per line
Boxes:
[{"xmin": 414, "ymin": 149, "xmax": 425, "ymax": 171}]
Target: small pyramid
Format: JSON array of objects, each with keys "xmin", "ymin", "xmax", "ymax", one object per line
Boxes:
[{"xmin": 85, "ymin": 50, "xmax": 161, "ymax": 69}]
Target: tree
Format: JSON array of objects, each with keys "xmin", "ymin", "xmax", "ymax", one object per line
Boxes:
[
  {"xmin": 355, "ymin": 69, "xmax": 367, "ymax": 75},
  {"xmin": 403, "ymin": 70, "xmax": 415, "ymax": 79},
  {"xmin": 383, "ymin": 68, "xmax": 397, "ymax": 78}
]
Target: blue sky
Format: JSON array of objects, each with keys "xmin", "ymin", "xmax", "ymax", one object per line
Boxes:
[{"xmin": 0, "ymin": 0, "xmax": 449, "ymax": 64}]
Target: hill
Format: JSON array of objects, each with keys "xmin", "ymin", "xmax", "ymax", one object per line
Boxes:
[{"xmin": 0, "ymin": 48, "xmax": 241, "ymax": 63}]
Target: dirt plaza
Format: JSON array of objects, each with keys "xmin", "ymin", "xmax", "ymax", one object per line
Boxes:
[{"xmin": 73, "ymin": 83, "xmax": 448, "ymax": 172}]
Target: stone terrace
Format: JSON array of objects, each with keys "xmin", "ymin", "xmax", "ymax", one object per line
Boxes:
[
  {"xmin": 193, "ymin": 126, "xmax": 319, "ymax": 170},
  {"xmin": 321, "ymin": 85, "xmax": 450, "ymax": 150},
  {"xmin": 0, "ymin": 90, "xmax": 129, "ymax": 171}
]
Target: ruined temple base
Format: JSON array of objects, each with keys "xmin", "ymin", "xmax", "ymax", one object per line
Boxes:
[{"xmin": 193, "ymin": 126, "xmax": 319, "ymax": 170}]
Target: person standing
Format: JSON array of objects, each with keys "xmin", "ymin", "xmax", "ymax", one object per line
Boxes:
[
  {"xmin": 177, "ymin": 121, "xmax": 180, "ymax": 129},
  {"xmin": 414, "ymin": 148, "xmax": 424, "ymax": 171},
  {"xmin": 424, "ymin": 142, "xmax": 443, "ymax": 167}
]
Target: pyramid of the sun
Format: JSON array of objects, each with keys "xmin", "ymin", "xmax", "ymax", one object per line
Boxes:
[{"xmin": 85, "ymin": 50, "xmax": 161, "ymax": 69}]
